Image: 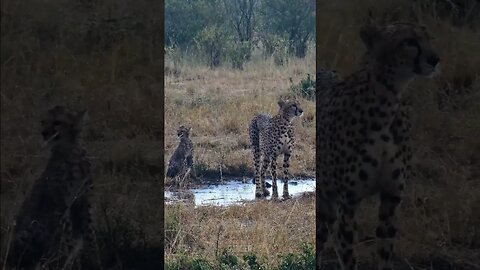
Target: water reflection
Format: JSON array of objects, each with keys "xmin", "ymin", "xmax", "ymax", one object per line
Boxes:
[{"xmin": 165, "ymin": 179, "xmax": 315, "ymax": 206}]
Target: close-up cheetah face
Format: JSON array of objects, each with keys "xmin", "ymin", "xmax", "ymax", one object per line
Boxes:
[
  {"xmin": 278, "ymin": 99, "xmax": 304, "ymax": 120},
  {"xmin": 41, "ymin": 106, "xmax": 85, "ymax": 144},
  {"xmin": 360, "ymin": 22, "xmax": 440, "ymax": 77},
  {"xmin": 177, "ymin": 125, "xmax": 191, "ymax": 138}
]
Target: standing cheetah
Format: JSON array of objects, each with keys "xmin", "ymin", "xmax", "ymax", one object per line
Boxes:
[
  {"xmin": 166, "ymin": 125, "xmax": 194, "ymax": 183},
  {"xmin": 7, "ymin": 106, "xmax": 94, "ymax": 269},
  {"xmin": 249, "ymin": 99, "xmax": 304, "ymax": 199},
  {"xmin": 316, "ymin": 22, "xmax": 439, "ymax": 269}
]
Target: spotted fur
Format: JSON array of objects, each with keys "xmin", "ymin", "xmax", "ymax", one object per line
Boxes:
[
  {"xmin": 166, "ymin": 125, "xmax": 194, "ymax": 181},
  {"xmin": 249, "ymin": 99, "xmax": 304, "ymax": 199},
  {"xmin": 7, "ymin": 106, "xmax": 94, "ymax": 269},
  {"xmin": 316, "ymin": 22, "xmax": 440, "ymax": 270},
  {"xmin": 317, "ymin": 67, "xmax": 342, "ymax": 95}
]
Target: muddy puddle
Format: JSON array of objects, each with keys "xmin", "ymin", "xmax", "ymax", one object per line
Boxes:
[{"xmin": 165, "ymin": 178, "xmax": 315, "ymax": 206}]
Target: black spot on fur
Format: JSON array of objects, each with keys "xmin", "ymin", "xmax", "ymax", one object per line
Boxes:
[
  {"xmin": 392, "ymin": 169, "xmax": 401, "ymax": 180},
  {"xmin": 379, "ymin": 248, "xmax": 391, "ymax": 260},
  {"xmin": 359, "ymin": 170, "xmax": 368, "ymax": 181},
  {"xmin": 371, "ymin": 122, "xmax": 382, "ymax": 131}
]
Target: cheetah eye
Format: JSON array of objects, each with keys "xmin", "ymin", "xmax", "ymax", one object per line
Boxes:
[{"xmin": 404, "ymin": 38, "xmax": 418, "ymax": 46}]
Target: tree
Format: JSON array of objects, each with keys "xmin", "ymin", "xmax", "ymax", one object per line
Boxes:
[{"xmin": 259, "ymin": 0, "xmax": 315, "ymax": 58}]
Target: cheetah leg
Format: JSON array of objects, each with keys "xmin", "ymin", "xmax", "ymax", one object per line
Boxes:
[
  {"xmin": 282, "ymin": 153, "xmax": 291, "ymax": 199},
  {"xmin": 376, "ymin": 192, "xmax": 401, "ymax": 270},
  {"xmin": 316, "ymin": 192, "xmax": 337, "ymax": 268},
  {"xmin": 270, "ymin": 157, "xmax": 278, "ymax": 199},
  {"xmin": 260, "ymin": 155, "xmax": 270, "ymax": 197},
  {"xmin": 254, "ymin": 150, "xmax": 263, "ymax": 198},
  {"xmin": 336, "ymin": 202, "xmax": 359, "ymax": 270}
]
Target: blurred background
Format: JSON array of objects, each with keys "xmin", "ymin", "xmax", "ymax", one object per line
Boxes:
[{"xmin": 1, "ymin": 0, "xmax": 164, "ymax": 269}]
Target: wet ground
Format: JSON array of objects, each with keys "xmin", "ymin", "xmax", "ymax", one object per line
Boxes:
[{"xmin": 165, "ymin": 178, "xmax": 315, "ymax": 206}]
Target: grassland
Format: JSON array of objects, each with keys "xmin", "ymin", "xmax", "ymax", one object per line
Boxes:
[
  {"xmin": 164, "ymin": 51, "xmax": 316, "ymax": 181},
  {"xmin": 164, "ymin": 44, "xmax": 316, "ymax": 269}
]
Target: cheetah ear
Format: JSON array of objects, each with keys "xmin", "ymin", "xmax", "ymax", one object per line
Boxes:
[
  {"xmin": 278, "ymin": 99, "xmax": 286, "ymax": 108},
  {"xmin": 360, "ymin": 12, "xmax": 382, "ymax": 50},
  {"xmin": 360, "ymin": 24, "xmax": 382, "ymax": 50}
]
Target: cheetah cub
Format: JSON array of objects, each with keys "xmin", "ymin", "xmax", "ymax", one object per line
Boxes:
[
  {"xmin": 249, "ymin": 98, "xmax": 304, "ymax": 199},
  {"xmin": 316, "ymin": 22, "xmax": 439, "ymax": 270},
  {"xmin": 166, "ymin": 125, "xmax": 194, "ymax": 184},
  {"xmin": 7, "ymin": 106, "xmax": 94, "ymax": 269}
]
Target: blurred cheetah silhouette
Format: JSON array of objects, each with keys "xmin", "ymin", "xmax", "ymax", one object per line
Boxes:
[
  {"xmin": 166, "ymin": 125, "xmax": 194, "ymax": 184},
  {"xmin": 6, "ymin": 106, "xmax": 94, "ymax": 269}
]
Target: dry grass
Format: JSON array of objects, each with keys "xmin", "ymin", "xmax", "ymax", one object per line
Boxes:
[
  {"xmin": 165, "ymin": 193, "xmax": 315, "ymax": 269},
  {"xmin": 164, "ymin": 51, "xmax": 316, "ymax": 180}
]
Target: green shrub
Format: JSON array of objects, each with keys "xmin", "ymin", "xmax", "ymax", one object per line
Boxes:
[
  {"xmin": 290, "ymin": 74, "xmax": 315, "ymax": 101},
  {"xmin": 227, "ymin": 40, "xmax": 253, "ymax": 70},
  {"xmin": 277, "ymin": 243, "xmax": 315, "ymax": 270},
  {"xmin": 195, "ymin": 26, "xmax": 228, "ymax": 68},
  {"xmin": 218, "ymin": 249, "xmax": 240, "ymax": 268},
  {"xmin": 243, "ymin": 253, "xmax": 266, "ymax": 270}
]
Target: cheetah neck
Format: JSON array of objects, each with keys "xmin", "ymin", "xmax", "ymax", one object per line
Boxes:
[
  {"xmin": 277, "ymin": 113, "xmax": 294, "ymax": 123},
  {"xmin": 367, "ymin": 60, "xmax": 416, "ymax": 99},
  {"xmin": 349, "ymin": 67, "xmax": 409, "ymax": 130},
  {"xmin": 50, "ymin": 141, "xmax": 84, "ymax": 161},
  {"xmin": 179, "ymin": 137, "xmax": 191, "ymax": 145}
]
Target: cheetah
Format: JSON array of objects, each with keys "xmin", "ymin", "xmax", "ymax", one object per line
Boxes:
[
  {"xmin": 316, "ymin": 22, "xmax": 439, "ymax": 270},
  {"xmin": 166, "ymin": 125, "xmax": 194, "ymax": 183},
  {"xmin": 7, "ymin": 106, "xmax": 95, "ymax": 269},
  {"xmin": 249, "ymin": 98, "xmax": 304, "ymax": 199}
]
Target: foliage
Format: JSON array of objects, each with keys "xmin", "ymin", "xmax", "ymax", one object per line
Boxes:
[
  {"xmin": 290, "ymin": 74, "xmax": 316, "ymax": 101},
  {"xmin": 164, "ymin": 246, "xmax": 315, "ymax": 270},
  {"xmin": 226, "ymin": 40, "xmax": 253, "ymax": 69},
  {"xmin": 165, "ymin": 0, "xmax": 226, "ymax": 50},
  {"xmin": 165, "ymin": 0, "xmax": 315, "ymax": 68},
  {"xmin": 218, "ymin": 249, "xmax": 240, "ymax": 268},
  {"xmin": 195, "ymin": 25, "xmax": 229, "ymax": 68},
  {"xmin": 243, "ymin": 253, "xmax": 266, "ymax": 270},
  {"xmin": 277, "ymin": 243, "xmax": 315, "ymax": 270},
  {"xmin": 258, "ymin": 0, "xmax": 315, "ymax": 58}
]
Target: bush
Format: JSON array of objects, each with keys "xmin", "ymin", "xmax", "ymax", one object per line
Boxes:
[
  {"xmin": 243, "ymin": 253, "xmax": 266, "ymax": 270},
  {"xmin": 195, "ymin": 26, "xmax": 228, "ymax": 68},
  {"xmin": 277, "ymin": 243, "xmax": 315, "ymax": 270},
  {"xmin": 290, "ymin": 74, "xmax": 315, "ymax": 101},
  {"xmin": 226, "ymin": 40, "xmax": 253, "ymax": 70}
]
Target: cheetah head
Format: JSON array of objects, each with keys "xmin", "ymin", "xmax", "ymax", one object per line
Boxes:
[
  {"xmin": 360, "ymin": 22, "xmax": 440, "ymax": 79},
  {"xmin": 177, "ymin": 125, "xmax": 191, "ymax": 138},
  {"xmin": 41, "ymin": 106, "xmax": 86, "ymax": 145},
  {"xmin": 278, "ymin": 99, "xmax": 303, "ymax": 121}
]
